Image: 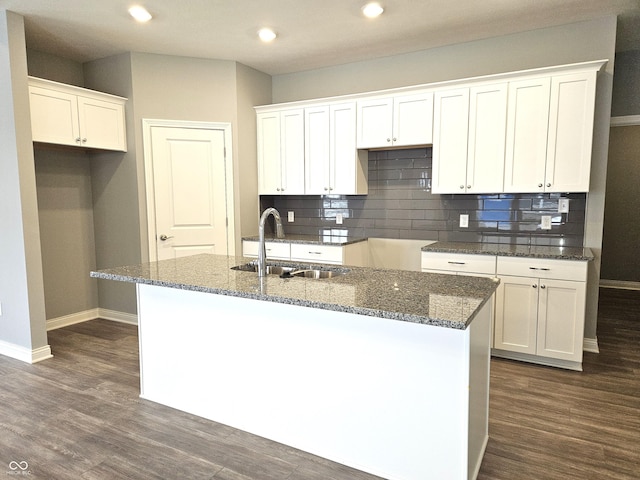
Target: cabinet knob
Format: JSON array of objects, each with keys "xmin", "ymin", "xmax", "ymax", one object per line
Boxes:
[
  {"xmin": 538, "ymin": 183, "xmax": 543, "ymax": 188},
  {"xmin": 541, "ymin": 284, "xmax": 546, "ymax": 289},
  {"xmin": 386, "ymin": 138, "xmax": 391, "ymax": 142},
  {"xmin": 324, "ymin": 187, "xmax": 329, "ymax": 191},
  {"xmin": 75, "ymin": 137, "xmax": 81, "ymax": 143},
  {"xmin": 82, "ymin": 138, "xmax": 87, "ymax": 143},
  {"xmin": 546, "ymin": 183, "xmax": 551, "ymax": 188},
  {"xmin": 467, "ymin": 185, "xmax": 471, "ymax": 189},
  {"xmin": 392, "ymin": 137, "xmax": 397, "ymax": 142},
  {"xmin": 276, "ymin": 188, "xmax": 280, "ymax": 191},
  {"xmin": 532, "ymin": 284, "xmax": 537, "ymax": 288},
  {"xmin": 460, "ymin": 185, "xmax": 465, "ymax": 189}
]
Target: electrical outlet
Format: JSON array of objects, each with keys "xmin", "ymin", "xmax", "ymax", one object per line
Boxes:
[
  {"xmin": 336, "ymin": 213, "xmax": 343, "ymax": 225},
  {"xmin": 459, "ymin": 214, "xmax": 469, "ymax": 228},
  {"xmin": 541, "ymin": 215, "xmax": 552, "ymax": 230},
  {"xmin": 558, "ymin": 198, "xmax": 570, "ymax": 213},
  {"xmin": 288, "ymin": 211, "xmax": 294, "ymax": 222}
]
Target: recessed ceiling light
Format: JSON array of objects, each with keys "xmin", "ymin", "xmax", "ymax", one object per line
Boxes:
[
  {"xmin": 258, "ymin": 28, "xmax": 277, "ymax": 43},
  {"xmin": 129, "ymin": 5, "xmax": 152, "ymax": 23},
  {"xmin": 362, "ymin": 2, "xmax": 384, "ymax": 18}
]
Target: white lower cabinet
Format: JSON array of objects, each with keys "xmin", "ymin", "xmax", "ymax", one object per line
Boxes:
[
  {"xmin": 422, "ymin": 251, "xmax": 589, "ymax": 370},
  {"xmin": 243, "ymin": 240, "xmax": 368, "ymax": 266},
  {"xmin": 494, "ymin": 257, "xmax": 587, "ymax": 369}
]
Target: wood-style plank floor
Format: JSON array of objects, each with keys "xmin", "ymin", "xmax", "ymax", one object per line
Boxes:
[{"xmin": 0, "ymin": 287, "xmax": 638, "ymax": 479}]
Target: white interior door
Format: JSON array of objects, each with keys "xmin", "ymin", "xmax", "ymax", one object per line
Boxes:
[{"xmin": 148, "ymin": 125, "xmax": 229, "ymax": 260}]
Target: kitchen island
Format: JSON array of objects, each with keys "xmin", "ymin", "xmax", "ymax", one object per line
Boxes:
[{"xmin": 92, "ymin": 254, "xmax": 499, "ymax": 480}]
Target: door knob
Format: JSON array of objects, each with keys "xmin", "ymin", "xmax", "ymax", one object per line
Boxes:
[{"xmin": 159, "ymin": 234, "xmax": 174, "ymax": 241}]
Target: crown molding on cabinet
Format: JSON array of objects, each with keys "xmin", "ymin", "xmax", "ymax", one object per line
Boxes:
[{"xmin": 255, "ymin": 59, "xmax": 608, "ymax": 111}]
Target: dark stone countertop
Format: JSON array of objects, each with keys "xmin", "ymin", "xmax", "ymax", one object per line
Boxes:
[
  {"xmin": 421, "ymin": 242, "xmax": 594, "ymax": 261},
  {"xmin": 91, "ymin": 254, "xmax": 499, "ymax": 330},
  {"xmin": 242, "ymin": 234, "xmax": 368, "ymax": 246}
]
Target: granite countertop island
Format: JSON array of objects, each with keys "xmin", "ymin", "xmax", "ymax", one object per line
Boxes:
[
  {"xmin": 92, "ymin": 253, "xmax": 497, "ymax": 480},
  {"xmin": 92, "ymin": 253, "xmax": 498, "ymax": 329},
  {"xmin": 422, "ymin": 241, "xmax": 594, "ymax": 261}
]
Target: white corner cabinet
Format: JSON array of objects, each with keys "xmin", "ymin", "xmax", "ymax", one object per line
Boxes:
[
  {"xmin": 243, "ymin": 239, "xmax": 369, "ymax": 266},
  {"xmin": 356, "ymin": 91, "xmax": 434, "ymax": 149},
  {"xmin": 28, "ymin": 76, "xmax": 127, "ymax": 152},
  {"xmin": 421, "ymin": 251, "xmax": 588, "ymax": 370}
]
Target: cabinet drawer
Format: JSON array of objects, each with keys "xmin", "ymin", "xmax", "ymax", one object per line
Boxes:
[
  {"xmin": 496, "ymin": 256, "xmax": 587, "ymax": 281},
  {"xmin": 290, "ymin": 244, "xmax": 343, "ymax": 264},
  {"xmin": 242, "ymin": 240, "xmax": 291, "ymax": 260},
  {"xmin": 421, "ymin": 252, "xmax": 496, "ymax": 275}
]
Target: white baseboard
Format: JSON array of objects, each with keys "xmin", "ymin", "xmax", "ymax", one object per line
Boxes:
[
  {"xmin": 583, "ymin": 337, "xmax": 599, "ymax": 354},
  {"xmin": 97, "ymin": 308, "xmax": 138, "ymax": 325},
  {"xmin": 599, "ymin": 279, "xmax": 640, "ymax": 291},
  {"xmin": 46, "ymin": 308, "xmax": 138, "ymax": 331},
  {"xmin": 0, "ymin": 339, "xmax": 53, "ymax": 364},
  {"xmin": 46, "ymin": 308, "xmax": 100, "ymax": 331}
]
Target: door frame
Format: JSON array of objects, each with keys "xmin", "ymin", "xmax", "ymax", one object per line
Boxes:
[{"xmin": 142, "ymin": 118, "xmax": 235, "ymax": 262}]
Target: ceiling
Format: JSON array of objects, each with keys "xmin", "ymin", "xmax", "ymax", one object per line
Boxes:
[{"xmin": 1, "ymin": 0, "xmax": 639, "ymax": 76}]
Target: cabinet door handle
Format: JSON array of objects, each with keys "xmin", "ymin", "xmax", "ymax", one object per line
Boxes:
[
  {"xmin": 529, "ymin": 267, "xmax": 550, "ymax": 271},
  {"xmin": 538, "ymin": 183, "xmax": 543, "ymax": 188},
  {"xmin": 82, "ymin": 138, "xmax": 87, "ymax": 143},
  {"xmin": 540, "ymin": 284, "xmax": 546, "ymax": 289},
  {"xmin": 75, "ymin": 137, "xmax": 81, "ymax": 143},
  {"xmin": 532, "ymin": 284, "xmax": 537, "ymax": 288},
  {"xmin": 467, "ymin": 185, "xmax": 471, "ymax": 189},
  {"xmin": 546, "ymin": 183, "xmax": 551, "ymax": 188},
  {"xmin": 448, "ymin": 261, "xmax": 466, "ymax": 265},
  {"xmin": 386, "ymin": 138, "xmax": 391, "ymax": 143},
  {"xmin": 308, "ymin": 251, "xmax": 322, "ymax": 255},
  {"xmin": 392, "ymin": 137, "xmax": 397, "ymax": 142},
  {"xmin": 459, "ymin": 185, "xmax": 465, "ymax": 190},
  {"xmin": 159, "ymin": 234, "xmax": 174, "ymax": 241}
]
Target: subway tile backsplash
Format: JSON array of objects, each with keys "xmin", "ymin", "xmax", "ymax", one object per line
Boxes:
[{"xmin": 261, "ymin": 147, "xmax": 586, "ymax": 247}]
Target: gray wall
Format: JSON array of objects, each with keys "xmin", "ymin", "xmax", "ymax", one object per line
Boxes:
[
  {"xmin": 611, "ymin": 49, "xmax": 640, "ymax": 117},
  {"xmin": 83, "ymin": 53, "xmax": 271, "ymax": 314},
  {"xmin": 601, "ymin": 49, "xmax": 640, "ymax": 284},
  {"xmin": 601, "ymin": 125, "xmax": 640, "ymax": 282},
  {"xmin": 271, "ymin": 16, "xmax": 617, "ymax": 340},
  {"xmin": 0, "ymin": 10, "xmax": 48, "ymax": 354},
  {"xmin": 26, "ymin": 50, "xmax": 100, "ymax": 321},
  {"xmin": 269, "ymin": 148, "xmax": 586, "ymax": 247}
]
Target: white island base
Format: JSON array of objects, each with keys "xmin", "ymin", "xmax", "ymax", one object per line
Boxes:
[{"xmin": 136, "ymin": 283, "xmax": 492, "ymax": 480}]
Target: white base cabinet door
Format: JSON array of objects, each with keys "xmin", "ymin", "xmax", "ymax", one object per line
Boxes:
[
  {"xmin": 494, "ymin": 276, "xmax": 539, "ymax": 355},
  {"xmin": 536, "ymin": 278, "xmax": 586, "ymax": 361}
]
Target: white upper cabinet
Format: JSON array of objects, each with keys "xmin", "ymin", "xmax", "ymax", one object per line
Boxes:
[
  {"xmin": 433, "ymin": 83, "xmax": 508, "ymax": 194},
  {"xmin": 503, "ymin": 77, "xmax": 551, "ymax": 193},
  {"xmin": 432, "ymin": 88, "xmax": 470, "ymax": 193},
  {"xmin": 504, "ymin": 69, "xmax": 597, "ymax": 193},
  {"xmin": 356, "ymin": 92, "xmax": 433, "ymax": 149},
  {"xmin": 466, "ymin": 83, "xmax": 508, "ymax": 193},
  {"xmin": 29, "ymin": 76, "xmax": 127, "ymax": 152},
  {"xmin": 545, "ymin": 71, "xmax": 597, "ymax": 192},
  {"xmin": 257, "ymin": 108, "xmax": 305, "ymax": 195}
]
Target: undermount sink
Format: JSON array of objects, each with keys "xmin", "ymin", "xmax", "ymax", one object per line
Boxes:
[{"xmin": 231, "ymin": 262, "xmax": 349, "ymax": 279}]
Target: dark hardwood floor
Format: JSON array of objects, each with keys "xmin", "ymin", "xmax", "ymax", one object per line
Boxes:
[{"xmin": 0, "ymin": 287, "xmax": 638, "ymax": 479}]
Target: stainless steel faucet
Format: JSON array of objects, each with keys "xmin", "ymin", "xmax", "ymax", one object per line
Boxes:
[{"xmin": 258, "ymin": 207, "xmax": 284, "ymax": 277}]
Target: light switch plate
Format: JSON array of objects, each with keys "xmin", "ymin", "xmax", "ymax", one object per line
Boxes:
[
  {"xmin": 558, "ymin": 198, "xmax": 569, "ymax": 213},
  {"xmin": 336, "ymin": 213, "xmax": 343, "ymax": 225},
  {"xmin": 541, "ymin": 215, "xmax": 552, "ymax": 230},
  {"xmin": 459, "ymin": 214, "xmax": 469, "ymax": 228},
  {"xmin": 288, "ymin": 211, "xmax": 294, "ymax": 222}
]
